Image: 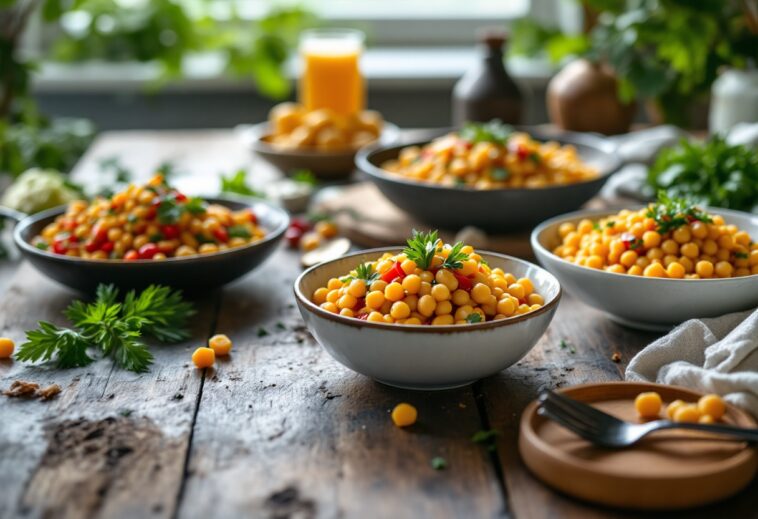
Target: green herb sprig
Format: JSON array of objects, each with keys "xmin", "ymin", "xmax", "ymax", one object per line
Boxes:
[
  {"xmin": 441, "ymin": 241, "xmax": 469, "ymax": 270},
  {"xmin": 459, "ymin": 120, "xmax": 514, "ymax": 145},
  {"xmin": 341, "ymin": 263, "xmax": 380, "ymax": 284},
  {"xmin": 16, "ymin": 284, "xmax": 195, "ymax": 373},
  {"xmin": 403, "ymin": 230, "xmax": 440, "ymax": 270},
  {"xmin": 646, "ymin": 192, "xmax": 713, "ymax": 234},
  {"xmin": 220, "ymin": 169, "xmax": 266, "ymax": 198}
]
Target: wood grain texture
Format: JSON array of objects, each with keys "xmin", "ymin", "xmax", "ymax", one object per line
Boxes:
[
  {"xmin": 481, "ymin": 293, "xmax": 758, "ymax": 519},
  {"xmin": 0, "ymin": 263, "xmax": 218, "ymax": 519},
  {"xmin": 177, "ymin": 251, "xmax": 507, "ymax": 519}
]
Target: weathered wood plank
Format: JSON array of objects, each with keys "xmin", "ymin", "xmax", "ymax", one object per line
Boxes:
[
  {"xmin": 481, "ymin": 293, "xmax": 758, "ymax": 519},
  {"xmin": 178, "ymin": 250, "xmax": 508, "ymax": 519},
  {"xmin": 0, "ymin": 263, "xmax": 218, "ymax": 519}
]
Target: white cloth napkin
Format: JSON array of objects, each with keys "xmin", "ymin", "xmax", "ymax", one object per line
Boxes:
[{"xmin": 626, "ymin": 308, "xmax": 758, "ymax": 417}]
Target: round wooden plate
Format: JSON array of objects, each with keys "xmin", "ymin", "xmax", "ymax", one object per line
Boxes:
[{"xmin": 519, "ymin": 382, "xmax": 758, "ymax": 510}]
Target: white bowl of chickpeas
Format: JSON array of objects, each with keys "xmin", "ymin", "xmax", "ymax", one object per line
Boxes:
[
  {"xmin": 531, "ymin": 200, "xmax": 758, "ymax": 331},
  {"xmin": 294, "ymin": 238, "xmax": 561, "ymax": 390}
]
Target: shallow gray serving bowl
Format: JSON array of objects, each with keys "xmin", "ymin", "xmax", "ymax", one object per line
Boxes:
[
  {"xmin": 355, "ymin": 129, "xmax": 621, "ymax": 232},
  {"xmin": 294, "ymin": 248, "xmax": 561, "ymax": 390},
  {"xmin": 247, "ymin": 121, "xmax": 400, "ymax": 180},
  {"xmin": 1, "ymin": 197, "xmax": 289, "ymax": 294},
  {"xmin": 532, "ymin": 207, "xmax": 758, "ymax": 331}
]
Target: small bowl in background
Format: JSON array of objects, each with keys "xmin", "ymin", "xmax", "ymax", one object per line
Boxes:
[
  {"xmin": 294, "ymin": 248, "xmax": 561, "ymax": 390},
  {"xmin": 531, "ymin": 207, "xmax": 758, "ymax": 331},
  {"xmin": 242, "ymin": 121, "xmax": 400, "ymax": 180}
]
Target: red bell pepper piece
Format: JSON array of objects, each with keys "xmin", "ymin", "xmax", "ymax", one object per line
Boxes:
[
  {"xmin": 285, "ymin": 227, "xmax": 303, "ymax": 248},
  {"xmin": 138, "ymin": 243, "xmax": 159, "ymax": 259},
  {"xmin": 161, "ymin": 224, "xmax": 180, "ymax": 240},
  {"xmin": 381, "ymin": 261, "xmax": 406, "ymax": 283},
  {"xmin": 100, "ymin": 241, "xmax": 115, "ymax": 253},
  {"xmin": 453, "ymin": 272, "xmax": 473, "ymax": 291},
  {"xmin": 213, "ymin": 228, "xmax": 229, "ymax": 243}
]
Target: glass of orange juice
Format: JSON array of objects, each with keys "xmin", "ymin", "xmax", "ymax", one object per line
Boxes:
[{"xmin": 299, "ymin": 29, "xmax": 365, "ymax": 117}]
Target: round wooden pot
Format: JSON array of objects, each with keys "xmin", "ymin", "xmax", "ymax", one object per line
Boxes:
[{"xmin": 547, "ymin": 59, "xmax": 636, "ymax": 135}]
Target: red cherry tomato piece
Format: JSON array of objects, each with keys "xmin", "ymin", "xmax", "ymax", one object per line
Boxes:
[
  {"xmin": 52, "ymin": 242, "xmax": 68, "ymax": 255},
  {"xmin": 100, "ymin": 241, "xmax": 115, "ymax": 253},
  {"xmin": 124, "ymin": 250, "xmax": 140, "ymax": 261},
  {"xmin": 290, "ymin": 217, "xmax": 311, "ymax": 233},
  {"xmin": 213, "ymin": 228, "xmax": 229, "ymax": 243},
  {"xmin": 84, "ymin": 240, "xmax": 100, "ymax": 253},
  {"xmin": 453, "ymin": 272, "xmax": 473, "ymax": 291},
  {"xmin": 138, "ymin": 243, "xmax": 159, "ymax": 259},
  {"xmin": 381, "ymin": 261, "xmax": 406, "ymax": 283},
  {"xmin": 285, "ymin": 227, "xmax": 303, "ymax": 248},
  {"xmin": 174, "ymin": 192, "xmax": 187, "ymax": 202},
  {"xmin": 516, "ymin": 144, "xmax": 529, "ymax": 160},
  {"xmin": 161, "ymin": 224, "xmax": 180, "ymax": 239}
]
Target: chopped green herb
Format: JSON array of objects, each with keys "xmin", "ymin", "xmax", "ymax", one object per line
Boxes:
[
  {"xmin": 606, "ymin": 221, "xmax": 615, "ymax": 229},
  {"xmin": 127, "ymin": 214, "xmax": 138, "ymax": 224},
  {"xmin": 341, "ymin": 262, "xmax": 380, "ymax": 284},
  {"xmin": 220, "ymin": 169, "xmax": 265, "ymax": 198},
  {"xmin": 119, "ymin": 409, "xmax": 133, "ymax": 417},
  {"xmin": 35, "ymin": 242, "xmax": 48, "ymax": 250},
  {"xmin": 441, "ymin": 241, "xmax": 470, "ymax": 270},
  {"xmin": 592, "ymin": 222, "xmax": 601, "ymax": 231},
  {"xmin": 257, "ymin": 328, "xmax": 269, "ymax": 337},
  {"xmin": 472, "ymin": 429, "xmax": 500, "ymax": 446},
  {"xmin": 430, "ymin": 457, "xmax": 448, "ymax": 470},
  {"xmin": 491, "ymin": 167, "xmax": 509, "ymax": 181},
  {"xmin": 460, "ymin": 120, "xmax": 513, "ymax": 145},
  {"xmin": 149, "ymin": 233, "xmax": 164, "ymax": 243},
  {"xmin": 465, "ymin": 313, "xmax": 482, "ymax": 324},
  {"xmin": 228, "ymin": 225, "xmax": 252, "ymax": 239},
  {"xmin": 292, "ymin": 169, "xmax": 318, "ymax": 186},
  {"xmin": 735, "ymin": 252, "xmax": 749, "ymax": 259},
  {"xmin": 529, "ymin": 151, "xmax": 541, "ymax": 164},
  {"xmin": 559, "ymin": 339, "xmax": 576, "ymax": 354},
  {"xmin": 183, "ymin": 197, "xmax": 207, "ymax": 215},
  {"xmin": 646, "ymin": 192, "xmax": 713, "ymax": 234},
  {"xmin": 275, "ymin": 322, "xmax": 286, "ymax": 330}
]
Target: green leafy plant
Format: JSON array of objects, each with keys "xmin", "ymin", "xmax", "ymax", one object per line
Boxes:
[
  {"xmin": 403, "ymin": 229, "xmax": 440, "ymax": 270},
  {"xmin": 459, "ymin": 120, "xmax": 514, "ymax": 145},
  {"xmin": 647, "ymin": 137, "xmax": 758, "ymax": 213},
  {"xmin": 16, "ymin": 284, "xmax": 195, "ymax": 372},
  {"xmin": 509, "ymin": 0, "xmax": 758, "ymax": 126}
]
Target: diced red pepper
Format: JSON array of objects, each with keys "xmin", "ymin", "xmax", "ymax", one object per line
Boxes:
[
  {"xmin": 64, "ymin": 220, "xmax": 77, "ymax": 231},
  {"xmin": 516, "ymin": 144, "xmax": 529, "ymax": 161},
  {"xmin": 145, "ymin": 206, "xmax": 157, "ymax": 220},
  {"xmin": 52, "ymin": 241, "xmax": 68, "ymax": 255},
  {"xmin": 161, "ymin": 224, "xmax": 180, "ymax": 240},
  {"xmin": 381, "ymin": 261, "xmax": 406, "ymax": 283},
  {"xmin": 285, "ymin": 226, "xmax": 303, "ymax": 248},
  {"xmin": 247, "ymin": 211, "xmax": 258, "ymax": 224},
  {"xmin": 453, "ymin": 272, "xmax": 473, "ymax": 291},
  {"xmin": 174, "ymin": 192, "xmax": 187, "ymax": 202},
  {"xmin": 124, "ymin": 250, "xmax": 140, "ymax": 261},
  {"xmin": 100, "ymin": 241, "xmax": 114, "ymax": 253},
  {"xmin": 138, "ymin": 243, "xmax": 159, "ymax": 259},
  {"xmin": 353, "ymin": 297, "xmax": 366, "ymax": 310},
  {"xmin": 620, "ymin": 232, "xmax": 636, "ymax": 250},
  {"xmin": 212, "ymin": 228, "xmax": 229, "ymax": 243}
]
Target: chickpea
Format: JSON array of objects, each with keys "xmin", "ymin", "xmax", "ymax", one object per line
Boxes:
[
  {"xmin": 192, "ymin": 347, "xmax": 215, "ymax": 369},
  {"xmin": 634, "ymin": 392, "xmax": 662, "ymax": 418},
  {"xmin": 208, "ymin": 334, "xmax": 232, "ymax": 356},
  {"xmin": 698, "ymin": 394, "xmax": 725, "ymax": 420},
  {"xmin": 391, "ymin": 403, "xmax": 417, "ymax": 427},
  {"xmin": 0, "ymin": 337, "xmax": 14, "ymax": 358}
]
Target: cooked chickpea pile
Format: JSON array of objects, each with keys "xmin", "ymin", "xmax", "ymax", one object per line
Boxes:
[
  {"xmin": 382, "ymin": 128, "xmax": 597, "ymax": 189},
  {"xmin": 553, "ymin": 204, "xmax": 757, "ymax": 278},
  {"xmin": 635, "ymin": 391, "xmax": 726, "ymax": 424},
  {"xmin": 311, "ymin": 231, "xmax": 545, "ymax": 325},
  {"xmin": 267, "ymin": 102, "xmax": 383, "ymax": 151},
  {"xmin": 33, "ymin": 175, "xmax": 266, "ymax": 260}
]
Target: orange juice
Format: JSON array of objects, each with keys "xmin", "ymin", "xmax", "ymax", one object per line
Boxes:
[{"xmin": 299, "ymin": 29, "xmax": 364, "ymax": 116}]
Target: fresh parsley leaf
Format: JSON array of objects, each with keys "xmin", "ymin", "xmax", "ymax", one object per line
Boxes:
[
  {"xmin": 465, "ymin": 313, "xmax": 482, "ymax": 324},
  {"xmin": 341, "ymin": 262, "xmax": 380, "ymax": 284},
  {"xmin": 16, "ymin": 322, "xmax": 94, "ymax": 368},
  {"xmin": 471, "ymin": 429, "xmax": 500, "ymax": 444},
  {"xmin": 646, "ymin": 191, "xmax": 713, "ymax": 234},
  {"xmin": 220, "ymin": 169, "xmax": 265, "ymax": 198},
  {"xmin": 292, "ymin": 169, "xmax": 318, "ymax": 186},
  {"xmin": 258, "ymin": 327, "xmax": 269, "ymax": 337},
  {"xmin": 228, "ymin": 225, "xmax": 252, "ymax": 239},
  {"xmin": 460, "ymin": 120, "xmax": 513, "ymax": 145},
  {"xmin": 403, "ymin": 229, "xmax": 440, "ymax": 270},
  {"xmin": 121, "ymin": 285, "xmax": 195, "ymax": 343},
  {"xmin": 184, "ymin": 197, "xmax": 207, "ymax": 215},
  {"xmin": 441, "ymin": 241, "xmax": 469, "ymax": 270},
  {"xmin": 735, "ymin": 252, "xmax": 749, "ymax": 259},
  {"xmin": 605, "ymin": 221, "xmax": 615, "ymax": 228},
  {"xmin": 491, "ymin": 167, "xmax": 509, "ymax": 181},
  {"xmin": 430, "ymin": 457, "xmax": 448, "ymax": 470},
  {"xmin": 559, "ymin": 339, "xmax": 576, "ymax": 354}
]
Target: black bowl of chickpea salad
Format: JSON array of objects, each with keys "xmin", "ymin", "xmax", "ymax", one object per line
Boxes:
[{"xmin": 4, "ymin": 175, "xmax": 289, "ymax": 293}]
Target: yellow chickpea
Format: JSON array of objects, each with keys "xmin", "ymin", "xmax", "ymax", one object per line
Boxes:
[
  {"xmin": 714, "ymin": 261, "xmax": 733, "ymax": 278},
  {"xmin": 390, "ymin": 301, "xmax": 411, "ymax": 320},
  {"xmin": 673, "ymin": 405, "xmax": 701, "ymax": 423},
  {"xmin": 451, "ymin": 289, "xmax": 470, "ymax": 306},
  {"xmin": 661, "ymin": 239, "xmax": 679, "ymax": 255},
  {"xmin": 697, "ymin": 394, "xmax": 726, "ymax": 420},
  {"xmin": 666, "ymin": 400, "xmax": 686, "ymax": 420},
  {"xmin": 192, "ymin": 347, "xmax": 215, "ymax": 369},
  {"xmin": 666, "ymin": 262, "xmax": 685, "ymax": 279},
  {"xmin": 347, "ymin": 279, "xmax": 367, "ymax": 298},
  {"xmin": 366, "ymin": 290, "xmax": 385, "ymax": 310},
  {"xmin": 337, "ymin": 294, "xmax": 357, "ymax": 310},
  {"xmin": 321, "ymin": 302, "xmax": 338, "ymax": 313},
  {"xmin": 417, "ymin": 295, "xmax": 436, "ymax": 317},
  {"xmin": 695, "ymin": 260, "xmax": 714, "ymax": 278},
  {"xmin": 431, "ymin": 284, "xmax": 451, "ymax": 302},
  {"xmin": 391, "ymin": 403, "xmax": 418, "ymax": 427},
  {"xmin": 208, "ymin": 334, "xmax": 232, "ymax": 356},
  {"xmin": 431, "ymin": 314, "xmax": 455, "ymax": 326},
  {"xmin": 0, "ymin": 337, "xmax": 14, "ymax": 358},
  {"xmin": 672, "ymin": 227, "xmax": 691, "ymax": 244},
  {"xmin": 634, "ymin": 392, "xmax": 662, "ymax": 418},
  {"xmin": 313, "ymin": 287, "xmax": 329, "ymax": 304},
  {"xmin": 643, "ymin": 263, "xmax": 666, "ymax": 278},
  {"xmin": 642, "ymin": 231, "xmax": 661, "ymax": 249},
  {"xmin": 384, "ymin": 282, "xmax": 405, "ymax": 302}
]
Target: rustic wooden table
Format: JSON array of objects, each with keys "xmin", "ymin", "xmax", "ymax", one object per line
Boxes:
[{"xmin": 1, "ymin": 130, "xmax": 755, "ymax": 519}]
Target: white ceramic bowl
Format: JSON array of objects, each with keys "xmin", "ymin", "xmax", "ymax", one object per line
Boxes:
[
  {"xmin": 294, "ymin": 248, "xmax": 561, "ymax": 390},
  {"xmin": 532, "ymin": 207, "xmax": 758, "ymax": 331}
]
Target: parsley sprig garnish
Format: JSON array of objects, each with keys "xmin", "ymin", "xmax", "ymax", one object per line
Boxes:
[
  {"xmin": 459, "ymin": 120, "xmax": 514, "ymax": 145},
  {"xmin": 157, "ymin": 196, "xmax": 206, "ymax": 224},
  {"xmin": 403, "ymin": 230, "xmax": 440, "ymax": 270},
  {"xmin": 646, "ymin": 192, "xmax": 713, "ymax": 234},
  {"xmin": 16, "ymin": 284, "xmax": 195, "ymax": 372},
  {"xmin": 441, "ymin": 241, "xmax": 469, "ymax": 270},
  {"xmin": 341, "ymin": 263, "xmax": 380, "ymax": 284}
]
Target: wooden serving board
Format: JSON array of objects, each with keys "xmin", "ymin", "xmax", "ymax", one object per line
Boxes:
[
  {"xmin": 315, "ymin": 182, "xmax": 535, "ymax": 257},
  {"xmin": 519, "ymin": 382, "xmax": 758, "ymax": 510}
]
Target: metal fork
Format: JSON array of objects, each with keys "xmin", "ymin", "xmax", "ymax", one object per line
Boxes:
[{"xmin": 537, "ymin": 390, "xmax": 758, "ymax": 448}]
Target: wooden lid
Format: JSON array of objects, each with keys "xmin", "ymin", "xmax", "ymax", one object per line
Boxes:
[{"xmin": 519, "ymin": 382, "xmax": 758, "ymax": 510}]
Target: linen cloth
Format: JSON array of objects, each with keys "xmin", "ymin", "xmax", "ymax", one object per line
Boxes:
[{"xmin": 626, "ymin": 308, "xmax": 758, "ymax": 417}]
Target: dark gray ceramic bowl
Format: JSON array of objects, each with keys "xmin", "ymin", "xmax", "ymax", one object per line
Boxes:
[
  {"xmin": 1, "ymin": 197, "xmax": 289, "ymax": 294},
  {"xmin": 355, "ymin": 129, "xmax": 621, "ymax": 232},
  {"xmin": 246, "ymin": 121, "xmax": 400, "ymax": 180}
]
